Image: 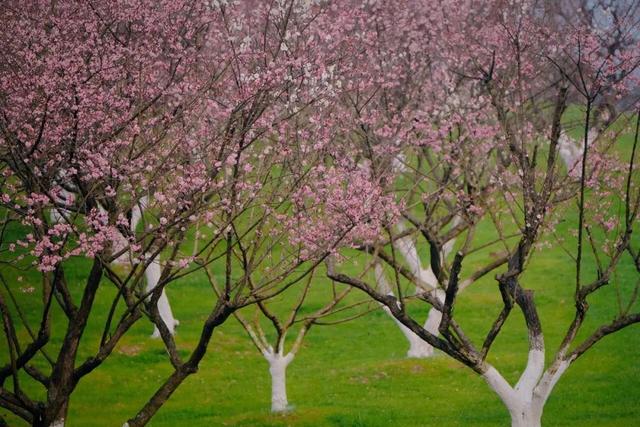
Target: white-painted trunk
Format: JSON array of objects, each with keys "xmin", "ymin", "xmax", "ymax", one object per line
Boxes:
[
  {"xmin": 111, "ymin": 231, "xmax": 130, "ymax": 265},
  {"xmin": 264, "ymin": 351, "xmax": 294, "ymax": 412},
  {"xmin": 392, "ymin": 312, "xmax": 433, "ymax": 358},
  {"xmin": 130, "ymin": 196, "xmax": 148, "ymax": 232},
  {"xmin": 145, "ymin": 258, "xmax": 179, "ymax": 338},
  {"xmin": 482, "ymin": 355, "xmax": 572, "ymax": 427},
  {"xmin": 393, "ymin": 219, "xmax": 461, "ymax": 289},
  {"xmin": 392, "ymin": 153, "xmax": 408, "ymax": 173},
  {"xmin": 394, "ymin": 231, "xmax": 438, "ymax": 289},
  {"xmin": 384, "ymin": 306, "xmax": 442, "ymax": 358},
  {"xmin": 558, "ymin": 129, "xmax": 598, "ymax": 171},
  {"xmin": 418, "ymin": 306, "xmax": 442, "ymax": 357},
  {"xmin": 50, "ymin": 208, "xmax": 67, "ymax": 225},
  {"xmin": 374, "ymin": 262, "xmax": 444, "ymax": 358},
  {"xmin": 515, "ymin": 349, "xmax": 545, "ymax": 397},
  {"xmin": 269, "ymin": 358, "xmax": 289, "ymax": 412},
  {"xmin": 479, "ymin": 335, "xmax": 575, "ymax": 427},
  {"xmin": 50, "ymin": 419, "xmax": 65, "ymax": 427},
  {"xmin": 483, "ymin": 366, "xmax": 541, "ymax": 427},
  {"xmin": 509, "ymin": 406, "xmax": 542, "ymax": 427}
]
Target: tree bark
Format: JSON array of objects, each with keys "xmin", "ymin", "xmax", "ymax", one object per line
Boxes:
[
  {"xmin": 375, "ymin": 261, "xmax": 444, "ymax": 358},
  {"xmin": 41, "ymin": 260, "xmax": 103, "ymax": 427},
  {"xmin": 481, "ymin": 355, "xmax": 573, "ymax": 427},
  {"xmin": 383, "ymin": 308, "xmax": 438, "ymax": 358},
  {"xmin": 482, "ymin": 366, "xmax": 542, "ymax": 427},
  {"xmin": 264, "ymin": 351, "xmax": 294, "ymax": 412},
  {"xmin": 394, "ymin": 293, "xmax": 443, "ymax": 358},
  {"xmin": 144, "ymin": 258, "xmax": 179, "ymax": 337},
  {"xmin": 509, "ymin": 405, "xmax": 542, "ymax": 427},
  {"xmin": 269, "ymin": 357, "xmax": 289, "ymax": 412},
  {"xmin": 32, "ymin": 396, "xmax": 68, "ymax": 427}
]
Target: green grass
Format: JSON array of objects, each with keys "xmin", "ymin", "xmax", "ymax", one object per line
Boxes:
[
  {"xmin": 1, "ymin": 110, "xmax": 640, "ymax": 425},
  {"xmin": 1, "ymin": 223, "xmax": 639, "ymax": 427}
]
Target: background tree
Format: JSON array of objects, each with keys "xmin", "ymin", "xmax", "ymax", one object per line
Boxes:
[
  {"xmin": 0, "ymin": 1, "xmax": 359, "ymax": 425},
  {"xmin": 299, "ymin": 1, "xmax": 640, "ymax": 426},
  {"xmin": 231, "ymin": 271, "xmax": 362, "ymax": 413}
]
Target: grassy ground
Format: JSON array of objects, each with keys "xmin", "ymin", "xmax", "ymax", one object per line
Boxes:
[
  {"xmin": 1, "ymin": 215, "xmax": 639, "ymax": 427},
  {"xmin": 1, "ymin": 110, "xmax": 639, "ymax": 426}
]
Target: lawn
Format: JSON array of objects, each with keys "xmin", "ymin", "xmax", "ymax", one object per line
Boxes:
[
  {"xmin": 1, "ymin": 110, "xmax": 639, "ymax": 426},
  {"xmin": 1, "ymin": 208, "xmax": 639, "ymax": 427}
]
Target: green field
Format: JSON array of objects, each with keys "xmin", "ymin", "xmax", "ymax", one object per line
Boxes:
[
  {"xmin": 1, "ymin": 213, "xmax": 639, "ymax": 426},
  {"xmin": 2, "ymin": 110, "xmax": 639, "ymax": 426}
]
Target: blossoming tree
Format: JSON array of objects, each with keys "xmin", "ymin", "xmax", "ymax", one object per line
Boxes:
[
  {"xmin": 304, "ymin": 1, "xmax": 640, "ymax": 426},
  {"xmin": 0, "ymin": 1, "xmax": 360, "ymax": 426}
]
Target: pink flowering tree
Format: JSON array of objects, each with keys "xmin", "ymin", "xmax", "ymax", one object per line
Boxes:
[
  {"xmin": 0, "ymin": 1, "xmax": 222, "ymax": 424},
  {"xmin": 282, "ymin": 1, "xmax": 513, "ymax": 361},
  {"xmin": 0, "ymin": 1, "xmax": 362, "ymax": 426},
  {"xmin": 304, "ymin": 1, "xmax": 640, "ymax": 426},
  {"xmin": 231, "ymin": 271, "xmax": 361, "ymax": 413},
  {"xmin": 1, "ymin": 1, "xmax": 639, "ymax": 426}
]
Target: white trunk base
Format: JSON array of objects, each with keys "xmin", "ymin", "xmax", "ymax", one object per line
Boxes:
[
  {"xmin": 264, "ymin": 351, "xmax": 294, "ymax": 413},
  {"xmin": 483, "ymin": 365, "xmax": 545, "ymax": 427},
  {"xmin": 385, "ymin": 306, "xmax": 442, "ymax": 358},
  {"xmin": 510, "ymin": 408, "xmax": 542, "ymax": 427},
  {"xmin": 130, "ymin": 196, "xmax": 148, "ymax": 232},
  {"xmin": 145, "ymin": 258, "xmax": 179, "ymax": 337},
  {"xmin": 50, "ymin": 419, "xmax": 65, "ymax": 427},
  {"xmin": 481, "ymin": 352, "xmax": 573, "ymax": 427},
  {"xmin": 406, "ymin": 333, "xmax": 435, "ymax": 358},
  {"xmin": 388, "ymin": 303, "xmax": 442, "ymax": 358}
]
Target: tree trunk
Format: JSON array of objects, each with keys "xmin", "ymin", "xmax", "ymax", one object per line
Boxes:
[
  {"xmin": 39, "ymin": 260, "xmax": 103, "ymax": 427},
  {"xmin": 387, "ymin": 310, "xmax": 435, "ymax": 358},
  {"xmin": 385, "ymin": 301, "xmax": 442, "ymax": 358},
  {"xmin": 112, "ymin": 232, "xmax": 130, "ymax": 265},
  {"xmin": 264, "ymin": 351, "xmax": 294, "ymax": 413},
  {"xmin": 420, "ymin": 306, "xmax": 442, "ymax": 355},
  {"xmin": 144, "ymin": 259, "xmax": 179, "ymax": 337},
  {"xmin": 483, "ymin": 364, "xmax": 547, "ymax": 427},
  {"xmin": 150, "ymin": 289, "xmax": 179, "ymax": 338},
  {"xmin": 405, "ymin": 327, "xmax": 434, "ymax": 358},
  {"xmin": 269, "ymin": 358, "xmax": 288, "ymax": 412},
  {"xmin": 33, "ymin": 398, "xmax": 69, "ymax": 427},
  {"xmin": 130, "ymin": 196, "xmax": 147, "ymax": 233},
  {"xmin": 508, "ymin": 404, "xmax": 542, "ymax": 427},
  {"xmin": 125, "ymin": 302, "xmax": 232, "ymax": 426},
  {"xmin": 375, "ymin": 262, "xmax": 442, "ymax": 358}
]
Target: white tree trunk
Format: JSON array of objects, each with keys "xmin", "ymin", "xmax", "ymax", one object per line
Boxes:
[
  {"xmin": 389, "ymin": 221, "xmax": 457, "ymax": 357},
  {"xmin": 130, "ymin": 196, "xmax": 148, "ymax": 232},
  {"xmin": 483, "ymin": 366, "xmax": 542, "ymax": 427},
  {"xmin": 394, "ymin": 230, "xmax": 438, "ymax": 289},
  {"xmin": 128, "ymin": 196, "xmax": 178, "ymax": 337},
  {"xmin": 111, "ymin": 231, "xmax": 130, "ymax": 265},
  {"xmin": 390, "ymin": 312, "xmax": 434, "ymax": 358},
  {"xmin": 509, "ymin": 405, "xmax": 542, "ymax": 427},
  {"xmin": 145, "ymin": 258, "xmax": 179, "ymax": 338},
  {"xmin": 50, "ymin": 419, "xmax": 65, "ymax": 427},
  {"xmin": 50, "ymin": 209, "xmax": 67, "ymax": 225},
  {"xmin": 558, "ymin": 128, "xmax": 598, "ymax": 171},
  {"xmin": 482, "ymin": 354, "xmax": 572, "ymax": 427},
  {"xmin": 269, "ymin": 358, "xmax": 289, "ymax": 413},
  {"xmin": 418, "ymin": 305, "xmax": 443, "ymax": 357},
  {"xmin": 403, "ymin": 289, "xmax": 444, "ymax": 358},
  {"xmin": 375, "ymin": 261, "xmax": 445, "ymax": 358},
  {"xmin": 382, "ymin": 306, "xmax": 442, "ymax": 358},
  {"xmin": 263, "ymin": 351, "xmax": 294, "ymax": 412}
]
